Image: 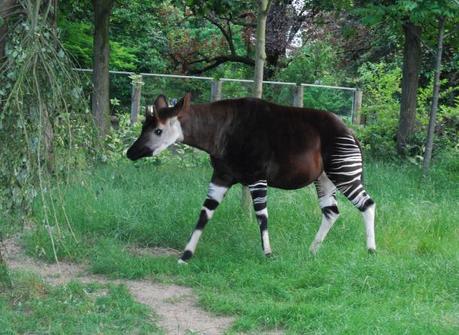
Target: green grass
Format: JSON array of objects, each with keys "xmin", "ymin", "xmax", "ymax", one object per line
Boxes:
[
  {"xmin": 14, "ymin": 154, "xmax": 459, "ymax": 334},
  {"xmin": 0, "ymin": 271, "xmax": 162, "ymax": 334}
]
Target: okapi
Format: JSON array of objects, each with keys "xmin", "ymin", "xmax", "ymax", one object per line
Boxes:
[{"xmin": 127, "ymin": 93, "xmax": 376, "ymax": 263}]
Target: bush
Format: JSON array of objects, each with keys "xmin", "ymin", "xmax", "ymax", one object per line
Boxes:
[{"xmin": 356, "ymin": 62, "xmax": 401, "ymax": 158}]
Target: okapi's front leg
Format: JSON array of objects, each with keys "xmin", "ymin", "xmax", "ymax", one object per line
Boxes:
[
  {"xmin": 248, "ymin": 180, "xmax": 272, "ymax": 256},
  {"xmin": 179, "ymin": 181, "xmax": 229, "ymax": 263}
]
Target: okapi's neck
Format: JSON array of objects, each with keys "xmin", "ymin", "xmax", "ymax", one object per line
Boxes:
[{"xmin": 178, "ymin": 103, "xmax": 222, "ymax": 156}]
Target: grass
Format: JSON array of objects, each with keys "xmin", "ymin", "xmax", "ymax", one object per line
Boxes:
[
  {"xmin": 8, "ymin": 153, "xmax": 459, "ymax": 334},
  {"xmin": 0, "ymin": 271, "xmax": 162, "ymax": 335}
]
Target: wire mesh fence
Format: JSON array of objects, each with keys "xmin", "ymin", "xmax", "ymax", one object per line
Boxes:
[{"xmin": 74, "ymin": 69, "xmax": 362, "ymax": 124}]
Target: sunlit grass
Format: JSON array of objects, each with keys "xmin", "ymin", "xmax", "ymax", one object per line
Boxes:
[{"xmin": 19, "ymin": 156, "xmax": 459, "ymax": 334}]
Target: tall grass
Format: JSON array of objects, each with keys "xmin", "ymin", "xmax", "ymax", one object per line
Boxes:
[{"xmin": 20, "ymin": 155, "xmax": 459, "ymax": 333}]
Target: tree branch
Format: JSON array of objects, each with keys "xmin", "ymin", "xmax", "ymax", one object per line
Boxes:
[
  {"xmin": 187, "ymin": 55, "xmax": 254, "ymax": 75},
  {"xmin": 204, "ymin": 14, "xmax": 236, "ymax": 55}
]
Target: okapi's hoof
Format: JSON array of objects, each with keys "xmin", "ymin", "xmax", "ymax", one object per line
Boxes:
[
  {"xmin": 309, "ymin": 242, "xmax": 320, "ymax": 256},
  {"xmin": 177, "ymin": 259, "xmax": 188, "ymax": 265},
  {"xmin": 179, "ymin": 250, "xmax": 193, "ymax": 264},
  {"xmin": 368, "ymin": 248, "xmax": 376, "ymax": 255},
  {"xmin": 264, "ymin": 252, "xmax": 272, "ymax": 258}
]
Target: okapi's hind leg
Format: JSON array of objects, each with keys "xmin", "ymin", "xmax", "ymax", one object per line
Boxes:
[
  {"xmin": 309, "ymin": 172, "xmax": 340, "ymax": 255},
  {"xmin": 248, "ymin": 180, "xmax": 272, "ymax": 256},
  {"xmin": 178, "ymin": 181, "xmax": 229, "ymax": 264},
  {"xmin": 326, "ymin": 135, "xmax": 376, "ymax": 253}
]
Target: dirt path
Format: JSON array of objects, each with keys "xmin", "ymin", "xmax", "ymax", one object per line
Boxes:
[{"xmin": 2, "ymin": 236, "xmax": 234, "ymax": 335}]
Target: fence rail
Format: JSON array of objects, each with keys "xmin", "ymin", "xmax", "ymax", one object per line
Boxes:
[{"xmin": 74, "ymin": 68, "xmax": 362, "ymax": 124}]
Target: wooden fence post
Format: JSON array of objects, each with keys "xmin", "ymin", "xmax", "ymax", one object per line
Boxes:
[
  {"xmin": 293, "ymin": 84, "xmax": 304, "ymax": 107},
  {"xmin": 130, "ymin": 74, "xmax": 143, "ymax": 126},
  {"xmin": 352, "ymin": 89, "xmax": 363, "ymax": 125},
  {"xmin": 211, "ymin": 79, "xmax": 222, "ymax": 102}
]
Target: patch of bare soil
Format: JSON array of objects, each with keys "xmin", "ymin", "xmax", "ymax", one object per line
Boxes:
[
  {"xmin": 127, "ymin": 245, "xmax": 182, "ymax": 258},
  {"xmin": 1, "ymin": 236, "xmax": 234, "ymax": 335}
]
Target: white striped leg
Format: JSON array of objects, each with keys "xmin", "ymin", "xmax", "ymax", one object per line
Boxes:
[
  {"xmin": 362, "ymin": 203, "xmax": 376, "ymax": 253},
  {"xmin": 327, "ymin": 135, "xmax": 376, "ymax": 253},
  {"xmin": 179, "ymin": 182, "xmax": 228, "ymax": 263},
  {"xmin": 248, "ymin": 180, "xmax": 272, "ymax": 256},
  {"xmin": 309, "ymin": 172, "xmax": 340, "ymax": 255}
]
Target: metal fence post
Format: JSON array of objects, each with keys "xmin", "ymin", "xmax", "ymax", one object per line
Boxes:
[
  {"xmin": 130, "ymin": 74, "xmax": 143, "ymax": 126},
  {"xmin": 352, "ymin": 89, "xmax": 363, "ymax": 125},
  {"xmin": 210, "ymin": 79, "xmax": 222, "ymax": 102},
  {"xmin": 293, "ymin": 84, "xmax": 304, "ymax": 107}
]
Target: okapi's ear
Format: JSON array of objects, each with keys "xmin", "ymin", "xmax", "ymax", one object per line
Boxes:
[
  {"xmin": 145, "ymin": 105, "xmax": 155, "ymax": 118},
  {"xmin": 154, "ymin": 95, "xmax": 168, "ymax": 110},
  {"xmin": 175, "ymin": 93, "xmax": 191, "ymax": 115}
]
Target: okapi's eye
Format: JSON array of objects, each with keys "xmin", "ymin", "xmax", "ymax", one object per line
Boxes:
[{"xmin": 154, "ymin": 128, "xmax": 163, "ymax": 136}]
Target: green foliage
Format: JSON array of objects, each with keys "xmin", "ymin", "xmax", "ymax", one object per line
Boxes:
[
  {"xmin": 0, "ymin": 272, "xmax": 161, "ymax": 334},
  {"xmin": 355, "ymin": 59, "xmax": 458, "ymax": 161},
  {"xmin": 59, "ymin": 18, "xmax": 138, "ymax": 70},
  {"xmin": 356, "ymin": 61, "xmax": 402, "ymax": 158},
  {"xmin": 276, "ymin": 41, "xmax": 353, "ymax": 115},
  {"xmin": 0, "ymin": 1, "xmax": 96, "ymax": 222}
]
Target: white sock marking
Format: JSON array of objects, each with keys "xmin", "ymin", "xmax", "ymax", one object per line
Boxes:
[
  {"xmin": 309, "ymin": 211, "xmax": 339, "ymax": 254},
  {"xmin": 185, "ymin": 230, "xmax": 203, "ymax": 254},
  {"xmin": 362, "ymin": 204, "xmax": 376, "ymax": 251},
  {"xmin": 262, "ymin": 230, "xmax": 272, "ymax": 255}
]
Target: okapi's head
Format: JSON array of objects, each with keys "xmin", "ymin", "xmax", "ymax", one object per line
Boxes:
[{"xmin": 126, "ymin": 93, "xmax": 191, "ymax": 160}]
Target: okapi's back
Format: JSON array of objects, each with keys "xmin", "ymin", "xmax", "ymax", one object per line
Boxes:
[{"xmin": 211, "ymin": 97, "xmax": 351, "ymax": 147}]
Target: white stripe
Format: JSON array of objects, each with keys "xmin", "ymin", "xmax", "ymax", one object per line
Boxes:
[
  {"xmin": 262, "ymin": 230, "xmax": 272, "ymax": 255},
  {"xmin": 335, "ymin": 175, "xmax": 361, "ymax": 187},
  {"xmin": 185, "ymin": 230, "xmax": 202, "ymax": 254},
  {"xmin": 329, "ymin": 168, "xmax": 362, "ymax": 176},
  {"xmin": 248, "ymin": 187, "xmax": 267, "ymax": 191},
  {"xmin": 336, "ymin": 136, "xmax": 355, "ymax": 140},
  {"xmin": 201, "ymin": 207, "xmax": 215, "ymax": 219},
  {"xmin": 207, "ymin": 183, "xmax": 227, "ymax": 202},
  {"xmin": 253, "ymin": 196, "xmax": 267, "ymax": 204},
  {"xmin": 347, "ymin": 184, "xmax": 363, "ymax": 198},
  {"xmin": 255, "ymin": 208, "xmax": 268, "ymax": 217},
  {"xmin": 331, "ymin": 163, "xmax": 362, "ymax": 170},
  {"xmin": 250, "ymin": 182, "xmax": 267, "ymax": 188},
  {"xmin": 319, "ymin": 195, "xmax": 336, "ymax": 208}
]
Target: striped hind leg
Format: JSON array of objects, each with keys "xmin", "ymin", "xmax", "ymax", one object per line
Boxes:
[
  {"xmin": 309, "ymin": 172, "xmax": 340, "ymax": 255},
  {"xmin": 248, "ymin": 180, "xmax": 272, "ymax": 256},
  {"xmin": 326, "ymin": 135, "xmax": 376, "ymax": 253}
]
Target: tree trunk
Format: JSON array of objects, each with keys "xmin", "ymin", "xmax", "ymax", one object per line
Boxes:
[
  {"xmin": 423, "ymin": 17, "xmax": 445, "ymax": 175},
  {"xmin": 252, "ymin": 0, "xmax": 270, "ymax": 99},
  {"xmin": 242, "ymin": 0, "xmax": 271, "ymax": 209},
  {"xmin": 91, "ymin": 0, "xmax": 114, "ymax": 137},
  {"xmin": 397, "ymin": 21, "xmax": 422, "ymax": 154}
]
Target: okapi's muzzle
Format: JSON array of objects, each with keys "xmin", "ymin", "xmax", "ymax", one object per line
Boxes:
[{"xmin": 126, "ymin": 138, "xmax": 153, "ymax": 161}]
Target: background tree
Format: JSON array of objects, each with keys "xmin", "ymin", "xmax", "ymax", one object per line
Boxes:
[
  {"xmin": 92, "ymin": 0, "xmax": 114, "ymax": 137},
  {"xmin": 397, "ymin": 19, "xmax": 422, "ymax": 154},
  {"xmin": 253, "ymin": 0, "xmax": 271, "ymax": 98},
  {"xmin": 355, "ymin": 0, "xmax": 459, "ymax": 155},
  {"xmin": 423, "ymin": 16, "xmax": 445, "ymax": 175}
]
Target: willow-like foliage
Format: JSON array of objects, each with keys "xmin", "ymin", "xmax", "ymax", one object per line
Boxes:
[{"xmin": 0, "ymin": 0, "xmax": 97, "ymax": 264}]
